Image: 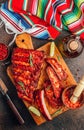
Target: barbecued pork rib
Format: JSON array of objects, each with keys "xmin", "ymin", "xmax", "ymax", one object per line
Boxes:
[
  {"xmin": 11, "ymin": 47, "xmax": 45, "ymax": 103},
  {"xmin": 46, "ymin": 58, "xmax": 68, "ymax": 81}
]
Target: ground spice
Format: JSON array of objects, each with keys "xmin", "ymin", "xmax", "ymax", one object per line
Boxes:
[
  {"xmin": 0, "ymin": 43, "xmax": 8, "ymax": 61},
  {"xmin": 62, "ymin": 86, "xmax": 83, "ymax": 109}
]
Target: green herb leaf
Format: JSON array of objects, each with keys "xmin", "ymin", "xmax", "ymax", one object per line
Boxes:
[
  {"xmin": 29, "ymin": 54, "xmax": 33, "ymax": 67},
  {"xmin": 57, "ymin": 55, "xmax": 60, "ymax": 61},
  {"xmin": 18, "ymin": 81, "xmax": 24, "ymax": 87},
  {"xmin": 51, "ymin": 109, "xmax": 62, "ymax": 118},
  {"xmin": 46, "ymin": 85, "xmax": 51, "ymax": 91},
  {"xmin": 17, "ymin": 81, "xmax": 27, "ymax": 95}
]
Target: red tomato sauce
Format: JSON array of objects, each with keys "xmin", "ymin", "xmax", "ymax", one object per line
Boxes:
[
  {"xmin": 0, "ymin": 43, "xmax": 8, "ymax": 61},
  {"xmin": 63, "ymin": 86, "xmax": 83, "ymax": 109}
]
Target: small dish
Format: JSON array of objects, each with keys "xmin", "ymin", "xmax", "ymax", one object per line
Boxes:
[
  {"xmin": 0, "ymin": 43, "xmax": 9, "ymax": 62},
  {"xmin": 62, "ymin": 85, "xmax": 84, "ymax": 109}
]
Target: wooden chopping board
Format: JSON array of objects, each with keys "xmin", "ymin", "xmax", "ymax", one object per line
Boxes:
[{"xmin": 7, "ymin": 42, "xmax": 77, "ymax": 125}]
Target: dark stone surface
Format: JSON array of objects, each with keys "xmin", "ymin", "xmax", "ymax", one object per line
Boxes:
[{"xmin": 0, "ymin": 1, "xmax": 84, "ymax": 130}]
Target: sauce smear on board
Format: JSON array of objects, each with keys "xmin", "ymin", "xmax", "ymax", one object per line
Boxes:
[{"xmin": 0, "ymin": 43, "xmax": 8, "ymax": 61}]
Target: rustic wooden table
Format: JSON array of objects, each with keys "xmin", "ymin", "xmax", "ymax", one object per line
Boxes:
[{"xmin": 0, "ymin": 1, "xmax": 84, "ymax": 130}]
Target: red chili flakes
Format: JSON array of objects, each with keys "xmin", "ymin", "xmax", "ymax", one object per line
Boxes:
[
  {"xmin": 63, "ymin": 86, "xmax": 83, "ymax": 109},
  {"xmin": 0, "ymin": 43, "xmax": 8, "ymax": 61}
]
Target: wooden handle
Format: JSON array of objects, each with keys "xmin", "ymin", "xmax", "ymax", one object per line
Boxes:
[
  {"xmin": 6, "ymin": 94, "xmax": 24, "ymax": 124},
  {"xmin": 0, "ymin": 78, "xmax": 24, "ymax": 124},
  {"xmin": 0, "ymin": 78, "xmax": 8, "ymax": 94}
]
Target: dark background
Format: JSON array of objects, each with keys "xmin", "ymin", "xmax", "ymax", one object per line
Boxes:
[{"xmin": 0, "ymin": 0, "xmax": 84, "ymax": 130}]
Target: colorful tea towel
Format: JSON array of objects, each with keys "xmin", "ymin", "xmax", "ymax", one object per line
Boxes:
[{"xmin": 0, "ymin": 0, "xmax": 84, "ymax": 40}]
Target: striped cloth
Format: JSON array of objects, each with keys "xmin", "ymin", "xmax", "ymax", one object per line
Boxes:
[{"xmin": 0, "ymin": 0, "xmax": 84, "ymax": 39}]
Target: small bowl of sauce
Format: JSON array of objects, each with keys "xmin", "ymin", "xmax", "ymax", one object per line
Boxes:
[
  {"xmin": 0, "ymin": 43, "xmax": 9, "ymax": 62},
  {"xmin": 62, "ymin": 85, "xmax": 84, "ymax": 109}
]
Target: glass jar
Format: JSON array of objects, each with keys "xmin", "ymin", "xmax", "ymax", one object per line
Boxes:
[{"xmin": 57, "ymin": 35, "xmax": 83, "ymax": 58}]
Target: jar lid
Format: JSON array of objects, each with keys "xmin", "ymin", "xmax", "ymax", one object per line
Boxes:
[{"xmin": 68, "ymin": 39, "xmax": 79, "ymax": 51}]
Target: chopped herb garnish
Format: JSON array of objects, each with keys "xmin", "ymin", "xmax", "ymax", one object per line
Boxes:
[
  {"xmin": 46, "ymin": 85, "xmax": 51, "ymax": 91},
  {"xmin": 29, "ymin": 54, "xmax": 33, "ymax": 67},
  {"xmin": 18, "ymin": 81, "xmax": 27, "ymax": 95},
  {"xmin": 57, "ymin": 55, "xmax": 60, "ymax": 61},
  {"xmin": 18, "ymin": 81, "xmax": 25, "ymax": 91},
  {"xmin": 51, "ymin": 108, "xmax": 62, "ymax": 118}
]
